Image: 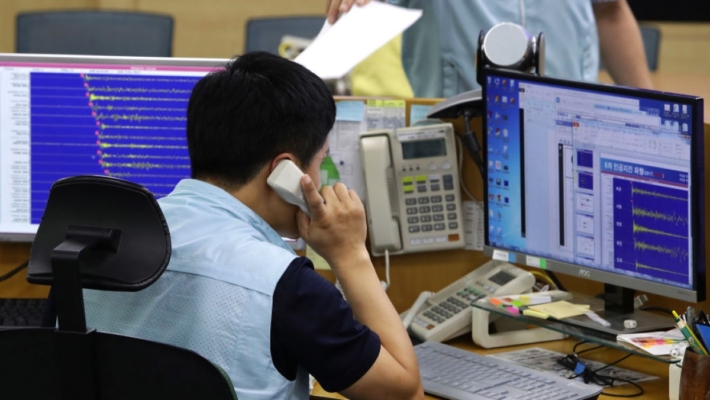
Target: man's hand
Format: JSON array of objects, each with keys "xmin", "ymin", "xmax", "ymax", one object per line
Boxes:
[
  {"xmin": 326, "ymin": 0, "xmax": 372, "ymax": 24},
  {"xmin": 297, "ymin": 174, "xmax": 369, "ymax": 266}
]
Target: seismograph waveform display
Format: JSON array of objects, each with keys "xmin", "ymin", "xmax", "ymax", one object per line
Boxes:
[
  {"xmin": 612, "ymin": 178, "xmax": 690, "ymax": 285},
  {"xmin": 30, "ymin": 72, "xmax": 203, "ymax": 223}
]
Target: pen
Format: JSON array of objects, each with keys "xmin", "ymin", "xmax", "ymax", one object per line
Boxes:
[
  {"xmin": 673, "ymin": 310, "xmax": 708, "ymax": 355},
  {"xmin": 685, "ymin": 306, "xmax": 697, "ymax": 338}
]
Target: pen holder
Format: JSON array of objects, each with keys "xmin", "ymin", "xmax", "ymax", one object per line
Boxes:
[{"xmin": 679, "ymin": 348, "xmax": 710, "ymax": 400}]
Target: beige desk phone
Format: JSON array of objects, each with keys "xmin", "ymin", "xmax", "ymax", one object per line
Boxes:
[
  {"xmin": 406, "ymin": 260, "xmax": 535, "ymax": 343},
  {"xmin": 267, "ymin": 160, "xmax": 310, "ymax": 217},
  {"xmin": 359, "ymin": 123, "xmax": 465, "ymax": 256}
]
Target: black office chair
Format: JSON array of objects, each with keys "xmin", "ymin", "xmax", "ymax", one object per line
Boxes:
[
  {"xmin": 245, "ymin": 16, "xmax": 323, "ymax": 54},
  {"xmin": 0, "ymin": 176, "xmax": 236, "ymax": 400},
  {"xmin": 16, "ymin": 11, "xmax": 174, "ymax": 57}
]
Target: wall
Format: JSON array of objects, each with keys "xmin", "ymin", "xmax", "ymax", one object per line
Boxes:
[
  {"xmin": 1, "ymin": 1, "xmax": 709, "ymax": 72},
  {"xmin": 0, "ymin": 0, "xmax": 97, "ymax": 54},
  {"xmin": 0, "ymin": 0, "xmax": 326, "ymax": 57},
  {"xmin": 646, "ymin": 22, "xmax": 710, "ymax": 74}
]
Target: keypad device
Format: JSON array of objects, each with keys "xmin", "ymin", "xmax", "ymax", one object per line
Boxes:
[{"xmin": 400, "ymin": 172, "xmax": 460, "ymax": 247}]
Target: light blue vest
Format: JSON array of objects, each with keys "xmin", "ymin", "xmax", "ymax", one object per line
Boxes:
[
  {"xmin": 392, "ymin": 0, "xmax": 600, "ymax": 97},
  {"xmin": 84, "ymin": 179, "xmax": 309, "ymax": 400}
]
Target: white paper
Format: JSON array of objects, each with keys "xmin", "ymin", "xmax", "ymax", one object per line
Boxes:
[
  {"xmin": 489, "ymin": 347, "xmax": 657, "ymax": 385},
  {"xmin": 463, "ymin": 200, "xmax": 484, "ymax": 251},
  {"xmin": 295, "ymin": 2, "xmax": 422, "ymax": 79},
  {"xmin": 328, "ymin": 119, "xmax": 368, "ymax": 199}
]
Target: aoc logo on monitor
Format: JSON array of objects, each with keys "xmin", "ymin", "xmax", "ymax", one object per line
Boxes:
[{"xmin": 579, "ymin": 269, "xmax": 591, "ymax": 278}]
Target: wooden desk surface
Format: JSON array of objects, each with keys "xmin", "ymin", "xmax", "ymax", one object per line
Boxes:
[{"xmin": 310, "ymin": 336, "xmax": 671, "ymax": 400}]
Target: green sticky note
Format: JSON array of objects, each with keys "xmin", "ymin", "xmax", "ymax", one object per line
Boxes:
[{"xmin": 540, "ymin": 259, "xmax": 547, "ymax": 269}]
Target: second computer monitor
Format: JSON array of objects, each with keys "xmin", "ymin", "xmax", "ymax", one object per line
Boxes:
[
  {"xmin": 0, "ymin": 53, "xmax": 227, "ymax": 242},
  {"xmin": 482, "ymin": 69, "xmax": 705, "ymax": 304}
]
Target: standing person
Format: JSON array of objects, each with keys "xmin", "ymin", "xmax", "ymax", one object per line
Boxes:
[
  {"xmin": 83, "ymin": 51, "xmax": 424, "ymax": 400},
  {"xmin": 329, "ymin": 0, "xmax": 653, "ymax": 97}
]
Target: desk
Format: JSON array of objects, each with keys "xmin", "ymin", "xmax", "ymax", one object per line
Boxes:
[{"xmin": 310, "ymin": 336, "xmax": 670, "ymax": 400}]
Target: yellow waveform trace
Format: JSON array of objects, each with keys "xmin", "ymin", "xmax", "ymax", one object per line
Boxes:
[
  {"xmin": 98, "ymin": 134, "xmax": 185, "ymax": 141},
  {"xmin": 89, "ymin": 94, "xmax": 188, "ymax": 102},
  {"xmin": 110, "ymin": 172, "xmax": 186, "ymax": 179},
  {"xmin": 634, "ymin": 240, "xmax": 689, "ymax": 260},
  {"xmin": 101, "ymin": 153, "xmax": 189, "ymax": 160},
  {"xmin": 635, "ymin": 261, "xmax": 689, "ymax": 277},
  {"xmin": 631, "ymin": 186, "xmax": 687, "ymax": 202},
  {"xmin": 632, "ymin": 222, "xmax": 687, "ymax": 239},
  {"xmin": 632, "ymin": 207, "xmax": 689, "ymax": 225},
  {"xmin": 93, "ymin": 105, "xmax": 184, "ymax": 112},
  {"xmin": 87, "ymin": 86, "xmax": 192, "ymax": 94},
  {"xmin": 84, "ymin": 75, "xmax": 200, "ymax": 83},
  {"xmin": 95, "ymin": 113, "xmax": 186, "ymax": 122},
  {"xmin": 102, "ymin": 162, "xmax": 190, "ymax": 170},
  {"xmin": 99, "ymin": 143, "xmax": 187, "ymax": 150},
  {"xmin": 100, "ymin": 123, "xmax": 183, "ymax": 130}
]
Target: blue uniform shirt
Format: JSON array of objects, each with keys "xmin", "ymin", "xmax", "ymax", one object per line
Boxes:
[
  {"xmin": 392, "ymin": 0, "xmax": 608, "ymax": 97},
  {"xmin": 84, "ymin": 179, "xmax": 380, "ymax": 400}
]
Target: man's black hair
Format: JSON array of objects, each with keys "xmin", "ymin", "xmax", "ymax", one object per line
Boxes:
[{"xmin": 186, "ymin": 51, "xmax": 335, "ymax": 189}]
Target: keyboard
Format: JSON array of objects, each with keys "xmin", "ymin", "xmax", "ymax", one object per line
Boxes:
[
  {"xmin": 0, "ymin": 298, "xmax": 48, "ymax": 328},
  {"xmin": 415, "ymin": 341, "xmax": 602, "ymax": 400}
]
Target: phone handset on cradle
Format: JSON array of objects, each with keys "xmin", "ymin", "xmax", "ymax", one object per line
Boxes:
[{"xmin": 267, "ymin": 160, "xmax": 311, "ymax": 218}]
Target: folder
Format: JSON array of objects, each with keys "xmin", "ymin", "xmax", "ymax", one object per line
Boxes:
[{"xmin": 696, "ymin": 324, "xmax": 710, "ymax": 350}]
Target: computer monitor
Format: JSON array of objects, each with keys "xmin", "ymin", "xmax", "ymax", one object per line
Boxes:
[
  {"xmin": 482, "ymin": 68, "xmax": 705, "ymax": 335},
  {"xmin": 0, "ymin": 53, "xmax": 227, "ymax": 242}
]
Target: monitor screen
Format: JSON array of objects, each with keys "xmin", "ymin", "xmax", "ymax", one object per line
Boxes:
[
  {"xmin": 482, "ymin": 69, "xmax": 705, "ymax": 304},
  {"xmin": 0, "ymin": 54, "xmax": 226, "ymax": 242}
]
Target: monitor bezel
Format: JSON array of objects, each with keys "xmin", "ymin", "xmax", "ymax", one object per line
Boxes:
[
  {"xmin": 481, "ymin": 68, "xmax": 706, "ymax": 303},
  {"xmin": 0, "ymin": 53, "xmax": 228, "ymax": 243}
]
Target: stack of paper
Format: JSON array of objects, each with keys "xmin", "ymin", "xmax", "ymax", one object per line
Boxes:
[
  {"xmin": 527, "ymin": 301, "xmax": 591, "ymax": 320},
  {"xmin": 617, "ymin": 330, "xmax": 688, "ymax": 356}
]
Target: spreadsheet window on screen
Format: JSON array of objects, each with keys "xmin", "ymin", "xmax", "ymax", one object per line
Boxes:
[
  {"xmin": 483, "ymin": 71, "xmax": 702, "ymax": 297},
  {"xmin": 0, "ymin": 55, "xmax": 225, "ymax": 240}
]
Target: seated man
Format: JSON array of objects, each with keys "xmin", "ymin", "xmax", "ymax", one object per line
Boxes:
[{"xmin": 83, "ymin": 52, "xmax": 423, "ymax": 400}]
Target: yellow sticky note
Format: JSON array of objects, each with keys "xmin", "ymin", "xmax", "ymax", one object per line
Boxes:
[
  {"xmin": 306, "ymin": 245, "xmax": 331, "ymax": 270},
  {"xmin": 527, "ymin": 301, "xmax": 590, "ymax": 320}
]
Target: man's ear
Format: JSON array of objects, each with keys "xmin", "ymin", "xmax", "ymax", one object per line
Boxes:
[{"xmin": 269, "ymin": 153, "xmax": 298, "ymax": 172}]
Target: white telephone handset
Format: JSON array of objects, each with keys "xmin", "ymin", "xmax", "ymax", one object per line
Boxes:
[
  {"xmin": 407, "ymin": 260, "xmax": 535, "ymax": 342},
  {"xmin": 359, "ymin": 123, "xmax": 465, "ymax": 256},
  {"xmin": 267, "ymin": 160, "xmax": 311, "ymax": 217}
]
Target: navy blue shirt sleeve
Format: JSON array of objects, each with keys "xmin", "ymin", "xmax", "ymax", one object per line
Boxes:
[{"xmin": 271, "ymin": 256, "xmax": 381, "ymax": 392}]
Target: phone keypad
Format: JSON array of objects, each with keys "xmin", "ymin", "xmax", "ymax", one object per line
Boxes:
[
  {"xmin": 401, "ymin": 173, "xmax": 460, "ymax": 246},
  {"xmin": 415, "ymin": 287, "xmax": 483, "ymax": 328}
]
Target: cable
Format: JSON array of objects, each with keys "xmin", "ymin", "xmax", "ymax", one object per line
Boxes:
[
  {"xmin": 530, "ymin": 270, "xmax": 557, "ymax": 291},
  {"xmin": 0, "ymin": 260, "xmax": 28, "ymax": 282},
  {"xmin": 462, "ymin": 111, "xmax": 485, "ymax": 179},
  {"xmin": 558, "ymin": 352, "xmax": 643, "ymax": 397},
  {"xmin": 544, "ymin": 270, "xmax": 566, "ymax": 292},
  {"xmin": 382, "ymin": 249, "xmax": 390, "ymax": 291},
  {"xmin": 454, "ymin": 133, "xmax": 477, "ymax": 201},
  {"xmin": 572, "ymin": 340, "xmax": 603, "ymax": 356}
]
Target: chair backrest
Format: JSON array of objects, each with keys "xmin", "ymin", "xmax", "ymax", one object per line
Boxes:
[
  {"xmin": 245, "ymin": 16, "xmax": 324, "ymax": 54},
  {"xmin": 640, "ymin": 25, "xmax": 661, "ymax": 71},
  {"xmin": 0, "ymin": 176, "xmax": 236, "ymax": 400},
  {"xmin": 16, "ymin": 11, "xmax": 174, "ymax": 57}
]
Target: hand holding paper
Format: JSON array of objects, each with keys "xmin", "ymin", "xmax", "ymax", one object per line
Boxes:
[{"xmin": 295, "ymin": 2, "xmax": 422, "ymax": 80}]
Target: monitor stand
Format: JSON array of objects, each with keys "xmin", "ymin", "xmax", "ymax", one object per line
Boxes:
[{"xmin": 560, "ymin": 285, "xmax": 675, "ymax": 340}]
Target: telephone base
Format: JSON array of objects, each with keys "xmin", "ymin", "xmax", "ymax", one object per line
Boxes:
[{"xmin": 471, "ymin": 308, "xmax": 567, "ymax": 349}]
